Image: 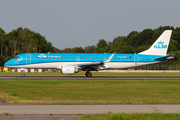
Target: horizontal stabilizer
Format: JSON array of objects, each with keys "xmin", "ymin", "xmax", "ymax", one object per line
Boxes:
[{"xmin": 153, "ymin": 55, "xmax": 174, "ymax": 60}]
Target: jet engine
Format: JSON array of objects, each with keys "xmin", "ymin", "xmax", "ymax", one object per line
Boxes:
[{"xmin": 61, "ymin": 66, "xmax": 79, "ymax": 75}]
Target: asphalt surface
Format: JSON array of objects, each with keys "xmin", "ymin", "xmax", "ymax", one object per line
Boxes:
[
  {"xmin": 1, "ymin": 105, "xmax": 180, "ymax": 114},
  {"xmin": 0, "ymin": 114, "xmax": 78, "ymax": 120},
  {"xmin": 1, "ymin": 76, "xmax": 180, "ymax": 80}
]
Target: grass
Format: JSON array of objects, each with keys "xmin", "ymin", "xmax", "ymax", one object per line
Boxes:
[
  {"xmin": 0, "ymin": 80, "xmax": 180, "ymax": 104},
  {"xmin": 1, "ymin": 71, "xmax": 180, "ymax": 76},
  {"xmin": 76, "ymin": 113, "xmax": 180, "ymax": 120}
]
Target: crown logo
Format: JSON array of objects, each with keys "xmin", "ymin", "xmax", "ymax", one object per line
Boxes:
[
  {"xmin": 157, "ymin": 41, "xmax": 164, "ymax": 45},
  {"xmin": 38, "ymin": 54, "xmax": 47, "ymax": 57}
]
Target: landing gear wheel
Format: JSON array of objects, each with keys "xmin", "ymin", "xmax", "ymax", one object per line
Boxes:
[
  {"xmin": 22, "ymin": 73, "xmax": 25, "ymax": 77},
  {"xmin": 85, "ymin": 72, "xmax": 92, "ymax": 77}
]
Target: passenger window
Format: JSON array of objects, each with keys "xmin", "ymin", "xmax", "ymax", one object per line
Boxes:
[
  {"xmin": 115, "ymin": 58, "xmax": 116, "ymax": 60},
  {"xmin": 86, "ymin": 58, "xmax": 87, "ymax": 59},
  {"xmin": 104, "ymin": 58, "xmax": 106, "ymax": 60},
  {"xmin": 42, "ymin": 57, "xmax": 44, "ymax": 59},
  {"xmin": 118, "ymin": 58, "xmax": 120, "ymax": 60},
  {"xmin": 50, "ymin": 57, "xmax": 51, "ymax": 59},
  {"xmin": 38, "ymin": 57, "xmax": 40, "ymax": 59},
  {"xmin": 69, "ymin": 58, "xmax": 70, "ymax": 59},
  {"xmin": 61, "ymin": 57, "xmax": 63, "ymax": 59},
  {"xmin": 54, "ymin": 57, "xmax": 55, "ymax": 59},
  {"xmin": 57, "ymin": 57, "xmax": 59, "ymax": 59},
  {"xmin": 90, "ymin": 58, "xmax": 91, "ymax": 59},
  {"xmin": 81, "ymin": 58, "xmax": 83, "ymax": 59},
  {"xmin": 46, "ymin": 57, "xmax": 48, "ymax": 59},
  {"xmin": 97, "ymin": 58, "xmax": 99, "ymax": 60}
]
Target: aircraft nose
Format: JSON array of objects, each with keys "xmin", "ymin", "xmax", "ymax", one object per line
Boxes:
[
  {"xmin": 4, "ymin": 61, "xmax": 11, "ymax": 66},
  {"xmin": 4, "ymin": 60, "xmax": 14, "ymax": 66}
]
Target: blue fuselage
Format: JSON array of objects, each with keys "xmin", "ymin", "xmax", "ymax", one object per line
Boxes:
[{"xmin": 4, "ymin": 53, "xmax": 166, "ymax": 70}]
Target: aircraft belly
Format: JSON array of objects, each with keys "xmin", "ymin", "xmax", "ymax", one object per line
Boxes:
[{"xmin": 107, "ymin": 62, "xmax": 157, "ymax": 69}]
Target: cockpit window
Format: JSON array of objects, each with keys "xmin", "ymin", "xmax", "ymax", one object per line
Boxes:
[{"xmin": 13, "ymin": 56, "xmax": 19, "ymax": 59}]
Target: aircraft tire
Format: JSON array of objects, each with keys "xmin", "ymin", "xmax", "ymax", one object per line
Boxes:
[
  {"xmin": 86, "ymin": 72, "xmax": 92, "ymax": 77},
  {"xmin": 22, "ymin": 73, "xmax": 25, "ymax": 77}
]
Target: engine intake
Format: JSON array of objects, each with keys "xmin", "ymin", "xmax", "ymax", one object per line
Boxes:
[{"xmin": 61, "ymin": 66, "xmax": 79, "ymax": 75}]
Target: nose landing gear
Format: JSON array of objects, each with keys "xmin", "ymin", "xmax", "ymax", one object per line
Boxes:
[{"xmin": 85, "ymin": 72, "xmax": 92, "ymax": 77}]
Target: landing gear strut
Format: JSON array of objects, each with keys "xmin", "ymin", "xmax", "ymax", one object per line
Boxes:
[{"xmin": 85, "ymin": 72, "xmax": 92, "ymax": 77}]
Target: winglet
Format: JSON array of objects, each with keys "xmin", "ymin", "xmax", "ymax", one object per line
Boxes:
[{"xmin": 103, "ymin": 53, "xmax": 115, "ymax": 63}]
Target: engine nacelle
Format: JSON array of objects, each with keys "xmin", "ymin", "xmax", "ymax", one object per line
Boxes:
[{"xmin": 61, "ymin": 66, "xmax": 79, "ymax": 75}]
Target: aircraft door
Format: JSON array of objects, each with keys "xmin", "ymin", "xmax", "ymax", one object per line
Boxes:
[
  {"xmin": 134, "ymin": 55, "xmax": 139, "ymax": 65},
  {"xmin": 26, "ymin": 54, "xmax": 31, "ymax": 64}
]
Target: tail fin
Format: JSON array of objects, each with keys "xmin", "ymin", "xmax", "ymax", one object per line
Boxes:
[{"xmin": 138, "ymin": 30, "xmax": 172, "ymax": 56}]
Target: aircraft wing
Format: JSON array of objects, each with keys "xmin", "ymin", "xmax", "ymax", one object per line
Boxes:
[
  {"xmin": 77, "ymin": 53, "xmax": 115, "ymax": 71},
  {"xmin": 78, "ymin": 62, "xmax": 104, "ymax": 67},
  {"xmin": 77, "ymin": 62, "xmax": 104, "ymax": 71}
]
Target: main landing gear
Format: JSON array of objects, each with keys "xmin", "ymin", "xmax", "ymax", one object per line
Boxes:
[
  {"xmin": 22, "ymin": 70, "xmax": 25, "ymax": 77},
  {"xmin": 85, "ymin": 72, "xmax": 92, "ymax": 77},
  {"xmin": 22, "ymin": 73, "xmax": 25, "ymax": 77}
]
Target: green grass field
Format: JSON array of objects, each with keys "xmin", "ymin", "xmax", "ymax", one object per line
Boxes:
[
  {"xmin": 0, "ymin": 80, "xmax": 180, "ymax": 104},
  {"xmin": 76, "ymin": 113, "xmax": 180, "ymax": 120},
  {"xmin": 1, "ymin": 71, "xmax": 180, "ymax": 76}
]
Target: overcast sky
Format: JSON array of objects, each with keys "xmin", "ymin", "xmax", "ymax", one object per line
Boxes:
[{"xmin": 1, "ymin": 0, "xmax": 180, "ymax": 49}]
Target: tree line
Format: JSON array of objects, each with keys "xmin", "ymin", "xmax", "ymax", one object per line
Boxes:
[
  {"xmin": 0, "ymin": 27, "xmax": 54, "ymax": 65},
  {"xmin": 57, "ymin": 26, "xmax": 180, "ymax": 54},
  {"xmin": 0, "ymin": 26, "xmax": 180, "ymax": 66},
  {"xmin": 57, "ymin": 26, "xmax": 180, "ymax": 65}
]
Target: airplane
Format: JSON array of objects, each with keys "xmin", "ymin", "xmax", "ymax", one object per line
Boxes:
[{"xmin": 4, "ymin": 30, "xmax": 174, "ymax": 77}]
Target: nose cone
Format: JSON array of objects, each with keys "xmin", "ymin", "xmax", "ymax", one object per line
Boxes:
[
  {"xmin": 4, "ymin": 60, "xmax": 11, "ymax": 66},
  {"xmin": 4, "ymin": 59, "xmax": 16, "ymax": 67}
]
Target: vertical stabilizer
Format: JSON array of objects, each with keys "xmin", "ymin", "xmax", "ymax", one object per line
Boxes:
[{"xmin": 139, "ymin": 30, "xmax": 172, "ymax": 56}]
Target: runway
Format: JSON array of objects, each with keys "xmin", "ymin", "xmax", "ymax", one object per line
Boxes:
[
  {"xmin": 1, "ymin": 105, "xmax": 180, "ymax": 114},
  {"xmin": 0, "ymin": 76, "xmax": 180, "ymax": 80}
]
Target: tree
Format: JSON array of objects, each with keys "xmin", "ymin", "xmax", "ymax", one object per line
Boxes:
[
  {"xmin": 84, "ymin": 45, "xmax": 96, "ymax": 53},
  {"xmin": 114, "ymin": 42, "xmax": 133, "ymax": 53},
  {"xmin": 94, "ymin": 39, "xmax": 109, "ymax": 53},
  {"xmin": 96, "ymin": 39, "xmax": 108, "ymax": 48},
  {"xmin": 0, "ymin": 28, "xmax": 5, "ymax": 56},
  {"xmin": 72, "ymin": 47, "xmax": 84, "ymax": 53}
]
